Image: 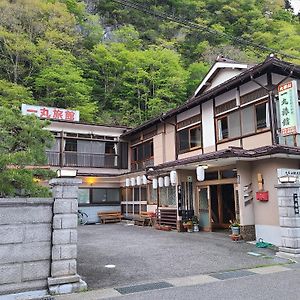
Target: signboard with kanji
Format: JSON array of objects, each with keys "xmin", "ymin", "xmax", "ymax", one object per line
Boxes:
[
  {"xmin": 21, "ymin": 104, "xmax": 79, "ymax": 122},
  {"xmin": 278, "ymin": 80, "xmax": 299, "ymax": 136}
]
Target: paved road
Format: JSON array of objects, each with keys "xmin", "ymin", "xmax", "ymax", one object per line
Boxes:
[
  {"xmin": 56, "ymin": 264, "xmax": 300, "ymax": 300},
  {"xmin": 77, "ymin": 223, "xmax": 288, "ymax": 290}
]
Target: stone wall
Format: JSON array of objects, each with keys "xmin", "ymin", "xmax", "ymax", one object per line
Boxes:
[{"xmin": 0, "ymin": 198, "xmax": 53, "ymax": 295}]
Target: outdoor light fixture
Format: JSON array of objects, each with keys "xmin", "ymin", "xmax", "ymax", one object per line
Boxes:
[
  {"xmin": 170, "ymin": 170, "xmax": 177, "ymax": 186},
  {"xmin": 152, "ymin": 178, "xmax": 158, "ymax": 189},
  {"xmin": 279, "ymin": 176, "xmax": 297, "ymax": 183},
  {"xmin": 164, "ymin": 176, "xmax": 170, "ymax": 187},
  {"xmin": 56, "ymin": 169, "xmax": 77, "ymax": 178},
  {"xmin": 136, "ymin": 176, "xmax": 141, "ymax": 186},
  {"xmin": 131, "ymin": 177, "xmax": 136, "ymax": 186},
  {"xmin": 125, "ymin": 178, "xmax": 130, "ymax": 187},
  {"xmin": 142, "ymin": 175, "xmax": 147, "ymax": 185},
  {"xmin": 158, "ymin": 177, "xmax": 164, "ymax": 188},
  {"xmin": 196, "ymin": 166, "xmax": 205, "ymax": 181}
]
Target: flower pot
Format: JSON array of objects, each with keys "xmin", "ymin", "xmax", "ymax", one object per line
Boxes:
[
  {"xmin": 193, "ymin": 224, "xmax": 199, "ymax": 232},
  {"xmin": 231, "ymin": 226, "xmax": 240, "ymax": 235}
]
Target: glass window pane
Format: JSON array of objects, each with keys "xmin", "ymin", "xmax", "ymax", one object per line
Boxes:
[
  {"xmin": 190, "ymin": 126, "xmax": 202, "ymax": 148},
  {"xmin": 228, "ymin": 111, "xmax": 241, "ymax": 138},
  {"xmin": 141, "ymin": 187, "xmax": 147, "ymax": 201},
  {"xmin": 91, "ymin": 188, "xmax": 106, "ymax": 204},
  {"xmin": 106, "ymin": 189, "xmax": 120, "ymax": 204},
  {"xmin": 241, "ymin": 106, "xmax": 255, "ymax": 135},
  {"xmin": 256, "ymin": 102, "xmax": 267, "ymax": 130},
  {"xmin": 218, "ymin": 117, "xmax": 228, "ymax": 140},
  {"xmin": 137, "ymin": 144, "xmax": 143, "ymax": 161},
  {"xmin": 178, "ymin": 128, "xmax": 189, "ymax": 151},
  {"xmin": 134, "ymin": 187, "xmax": 139, "ymax": 201},
  {"xmin": 132, "ymin": 147, "xmax": 137, "ymax": 162},
  {"xmin": 149, "ymin": 186, "xmax": 157, "ymax": 204},
  {"xmin": 144, "ymin": 141, "xmax": 151, "ymax": 159},
  {"xmin": 78, "ymin": 189, "xmax": 90, "ymax": 204},
  {"xmin": 65, "ymin": 139, "xmax": 77, "ymax": 152}
]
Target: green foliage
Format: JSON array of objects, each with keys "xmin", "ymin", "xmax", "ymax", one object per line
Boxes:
[{"xmin": 0, "ymin": 107, "xmax": 54, "ymax": 197}]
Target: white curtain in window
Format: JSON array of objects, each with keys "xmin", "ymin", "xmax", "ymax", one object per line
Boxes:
[
  {"xmin": 217, "ymin": 119, "xmax": 222, "ymax": 140},
  {"xmin": 91, "ymin": 141, "xmax": 106, "ymax": 167},
  {"xmin": 228, "ymin": 111, "xmax": 241, "ymax": 138},
  {"xmin": 77, "ymin": 140, "xmax": 92, "ymax": 166},
  {"xmin": 266, "ymin": 102, "xmax": 270, "ymax": 128}
]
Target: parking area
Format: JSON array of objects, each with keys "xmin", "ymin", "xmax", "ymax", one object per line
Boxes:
[{"xmin": 77, "ymin": 223, "xmax": 286, "ymax": 290}]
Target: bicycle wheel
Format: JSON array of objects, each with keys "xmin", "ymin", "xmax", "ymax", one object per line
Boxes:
[{"xmin": 80, "ymin": 211, "xmax": 89, "ymax": 225}]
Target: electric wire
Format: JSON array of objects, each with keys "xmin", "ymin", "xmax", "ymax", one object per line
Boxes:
[{"xmin": 111, "ymin": 0, "xmax": 300, "ymax": 61}]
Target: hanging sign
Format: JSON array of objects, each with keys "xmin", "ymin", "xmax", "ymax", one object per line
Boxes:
[
  {"xmin": 278, "ymin": 80, "xmax": 299, "ymax": 136},
  {"xmin": 21, "ymin": 104, "xmax": 80, "ymax": 122}
]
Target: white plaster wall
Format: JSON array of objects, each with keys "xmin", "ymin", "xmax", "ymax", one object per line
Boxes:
[
  {"xmin": 208, "ymin": 69, "xmax": 244, "ymax": 90},
  {"xmin": 239, "ymin": 74, "xmax": 268, "ymax": 96},
  {"xmin": 215, "ymin": 89, "xmax": 237, "ymax": 106},
  {"xmin": 255, "ymin": 225, "xmax": 281, "ymax": 246},
  {"xmin": 202, "ymin": 100, "xmax": 215, "ymax": 149},
  {"xmin": 272, "ymin": 74, "xmax": 299, "ymax": 87},
  {"xmin": 177, "ymin": 105, "xmax": 200, "ymax": 122}
]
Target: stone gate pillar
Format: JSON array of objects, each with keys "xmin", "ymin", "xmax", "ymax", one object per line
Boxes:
[
  {"xmin": 48, "ymin": 178, "xmax": 87, "ymax": 294},
  {"xmin": 276, "ymin": 183, "xmax": 300, "ymax": 258}
]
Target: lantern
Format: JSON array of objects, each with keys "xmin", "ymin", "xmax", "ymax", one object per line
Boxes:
[
  {"xmin": 164, "ymin": 176, "xmax": 170, "ymax": 187},
  {"xmin": 152, "ymin": 178, "xmax": 158, "ymax": 189},
  {"xmin": 196, "ymin": 166, "xmax": 205, "ymax": 181},
  {"xmin": 142, "ymin": 175, "xmax": 147, "ymax": 185},
  {"xmin": 136, "ymin": 176, "xmax": 141, "ymax": 186},
  {"xmin": 125, "ymin": 178, "xmax": 130, "ymax": 187},
  {"xmin": 131, "ymin": 177, "xmax": 136, "ymax": 186},
  {"xmin": 170, "ymin": 170, "xmax": 177, "ymax": 186},
  {"xmin": 158, "ymin": 177, "xmax": 164, "ymax": 188}
]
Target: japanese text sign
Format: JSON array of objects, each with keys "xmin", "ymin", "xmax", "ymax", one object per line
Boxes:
[
  {"xmin": 21, "ymin": 104, "xmax": 79, "ymax": 122},
  {"xmin": 278, "ymin": 80, "xmax": 299, "ymax": 136}
]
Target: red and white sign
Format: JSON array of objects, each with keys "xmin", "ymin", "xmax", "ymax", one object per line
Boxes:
[{"xmin": 21, "ymin": 104, "xmax": 79, "ymax": 122}]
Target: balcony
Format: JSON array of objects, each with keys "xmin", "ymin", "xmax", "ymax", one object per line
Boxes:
[{"xmin": 46, "ymin": 151, "xmax": 119, "ymax": 169}]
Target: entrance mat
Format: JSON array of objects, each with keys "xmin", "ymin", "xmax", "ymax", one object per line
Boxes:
[
  {"xmin": 115, "ymin": 281, "xmax": 173, "ymax": 295},
  {"xmin": 210, "ymin": 269, "xmax": 255, "ymax": 280}
]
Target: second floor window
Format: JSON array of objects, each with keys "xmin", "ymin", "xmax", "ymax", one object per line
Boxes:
[
  {"xmin": 177, "ymin": 124, "xmax": 202, "ymax": 153},
  {"xmin": 217, "ymin": 101, "xmax": 269, "ymax": 142},
  {"xmin": 131, "ymin": 140, "xmax": 153, "ymax": 163}
]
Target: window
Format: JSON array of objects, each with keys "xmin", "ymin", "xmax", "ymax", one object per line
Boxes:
[
  {"xmin": 159, "ymin": 186, "xmax": 176, "ymax": 207},
  {"xmin": 228, "ymin": 111, "xmax": 241, "ymax": 138},
  {"xmin": 255, "ymin": 102, "xmax": 268, "ymax": 130},
  {"xmin": 217, "ymin": 117, "xmax": 228, "ymax": 140},
  {"xmin": 78, "ymin": 188, "xmax": 120, "ymax": 205},
  {"xmin": 131, "ymin": 140, "xmax": 153, "ymax": 162},
  {"xmin": 177, "ymin": 124, "xmax": 202, "ymax": 153},
  {"xmin": 65, "ymin": 139, "xmax": 77, "ymax": 152},
  {"xmin": 241, "ymin": 106, "xmax": 255, "ymax": 135}
]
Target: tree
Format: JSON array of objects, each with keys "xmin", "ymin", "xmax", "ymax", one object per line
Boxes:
[{"xmin": 0, "ymin": 107, "xmax": 54, "ymax": 197}]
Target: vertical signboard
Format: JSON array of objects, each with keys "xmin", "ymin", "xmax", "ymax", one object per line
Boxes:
[{"xmin": 278, "ymin": 80, "xmax": 299, "ymax": 136}]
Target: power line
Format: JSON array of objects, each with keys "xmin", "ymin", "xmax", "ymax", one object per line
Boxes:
[{"xmin": 111, "ymin": 0, "xmax": 300, "ymax": 61}]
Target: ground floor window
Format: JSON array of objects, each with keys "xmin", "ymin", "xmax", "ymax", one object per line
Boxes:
[
  {"xmin": 159, "ymin": 186, "xmax": 176, "ymax": 207},
  {"xmin": 78, "ymin": 188, "xmax": 120, "ymax": 205}
]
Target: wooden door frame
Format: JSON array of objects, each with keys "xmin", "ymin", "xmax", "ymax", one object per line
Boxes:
[{"xmin": 196, "ymin": 186, "xmax": 212, "ymax": 232}]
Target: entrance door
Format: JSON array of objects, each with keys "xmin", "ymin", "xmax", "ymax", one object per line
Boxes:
[{"xmin": 198, "ymin": 187, "xmax": 211, "ymax": 231}]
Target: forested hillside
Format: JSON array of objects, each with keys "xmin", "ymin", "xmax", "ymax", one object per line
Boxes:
[{"xmin": 0, "ymin": 0, "xmax": 299, "ymax": 126}]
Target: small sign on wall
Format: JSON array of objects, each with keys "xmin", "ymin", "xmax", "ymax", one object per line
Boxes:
[{"xmin": 256, "ymin": 191, "xmax": 269, "ymax": 201}]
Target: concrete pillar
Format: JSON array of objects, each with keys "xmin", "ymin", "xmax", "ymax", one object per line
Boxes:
[
  {"xmin": 276, "ymin": 183, "xmax": 300, "ymax": 258},
  {"xmin": 48, "ymin": 178, "xmax": 87, "ymax": 295}
]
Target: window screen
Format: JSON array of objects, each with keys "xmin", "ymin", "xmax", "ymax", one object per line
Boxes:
[
  {"xmin": 178, "ymin": 128, "xmax": 189, "ymax": 151},
  {"xmin": 241, "ymin": 106, "xmax": 255, "ymax": 135},
  {"xmin": 190, "ymin": 126, "xmax": 202, "ymax": 148},
  {"xmin": 256, "ymin": 102, "xmax": 267, "ymax": 130},
  {"xmin": 228, "ymin": 111, "xmax": 241, "ymax": 138},
  {"xmin": 218, "ymin": 117, "xmax": 228, "ymax": 140},
  {"xmin": 91, "ymin": 188, "xmax": 120, "ymax": 204}
]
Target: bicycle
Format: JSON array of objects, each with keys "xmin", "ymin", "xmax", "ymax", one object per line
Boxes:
[{"xmin": 77, "ymin": 210, "xmax": 88, "ymax": 225}]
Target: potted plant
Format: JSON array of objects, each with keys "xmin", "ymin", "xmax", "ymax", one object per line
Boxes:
[
  {"xmin": 186, "ymin": 220, "xmax": 193, "ymax": 233},
  {"xmin": 229, "ymin": 220, "xmax": 240, "ymax": 236},
  {"xmin": 192, "ymin": 216, "xmax": 199, "ymax": 232}
]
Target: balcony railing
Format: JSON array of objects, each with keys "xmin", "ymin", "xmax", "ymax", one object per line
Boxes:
[
  {"xmin": 46, "ymin": 151, "xmax": 119, "ymax": 168},
  {"xmin": 131, "ymin": 158, "xmax": 154, "ymax": 172}
]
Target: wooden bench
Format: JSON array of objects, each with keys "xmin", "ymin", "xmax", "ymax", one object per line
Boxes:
[
  {"xmin": 133, "ymin": 212, "xmax": 155, "ymax": 226},
  {"xmin": 98, "ymin": 211, "xmax": 123, "ymax": 224}
]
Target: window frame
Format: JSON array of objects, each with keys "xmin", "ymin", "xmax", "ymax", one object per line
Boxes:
[
  {"xmin": 177, "ymin": 123, "xmax": 202, "ymax": 154},
  {"xmin": 215, "ymin": 100, "xmax": 270, "ymax": 144},
  {"xmin": 78, "ymin": 188, "xmax": 121, "ymax": 206},
  {"xmin": 130, "ymin": 139, "xmax": 154, "ymax": 164}
]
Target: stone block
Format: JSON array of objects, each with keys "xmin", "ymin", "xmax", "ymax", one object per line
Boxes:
[
  {"xmin": 279, "ymin": 216, "xmax": 300, "ymax": 227},
  {"xmin": 0, "ymin": 279, "xmax": 47, "ymax": 295},
  {"xmin": 0, "ymin": 206, "xmax": 52, "ymax": 225},
  {"xmin": 53, "ymin": 214, "xmax": 77, "ymax": 229},
  {"xmin": 53, "ymin": 199, "xmax": 77, "ymax": 214},
  {"xmin": 0, "ymin": 264, "xmax": 22, "ymax": 284},
  {"xmin": 52, "ymin": 245, "xmax": 77, "ymax": 260},
  {"xmin": 0, "ymin": 242, "xmax": 51, "ymax": 264},
  {"xmin": 52, "ymin": 229, "xmax": 77, "ymax": 245},
  {"xmin": 279, "ymin": 206, "xmax": 298, "ymax": 217},
  {"xmin": 48, "ymin": 274, "xmax": 81, "ymax": 285},
  {"xmin": 24, "ymin": 224, "xmax": 51, "ymax": 242},
  {"xmin": 281, "ymin": 227, "xmax": 300, "ymax": 238},
  {"xmin": 48, "ymin": 279, "xmax": 87, "ymax": 295},
  {"xmin": 281, "ymin": 237, "xmax": 300, "ymax": 248},
  {"xmin": 0, "ymin": 225, "xmax": 24, "ymax": 244},
  {"xmin": 277, "ymin": 197, "xmax": 295, "ymax": 207},
  {"xmin": 51, "ymin": 259, "xmax": 76, "ymax": 277},
  {"xmin": 22, "ymin": 261, "xmax": 50, "ymax": 281}
]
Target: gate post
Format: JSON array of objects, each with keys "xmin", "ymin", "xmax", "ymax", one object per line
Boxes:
[
  {"xmin": 276, "ymin": 183, "xmax": 300, "ymax": 258},
  {"xmin": 48, "ymin": 178, "xmax": 87, "ymax": 294}
]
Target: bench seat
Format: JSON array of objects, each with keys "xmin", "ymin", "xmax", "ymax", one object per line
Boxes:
[{"xmin": 98, "ymin": 211, "xmax": 123, "ymax": 224}]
